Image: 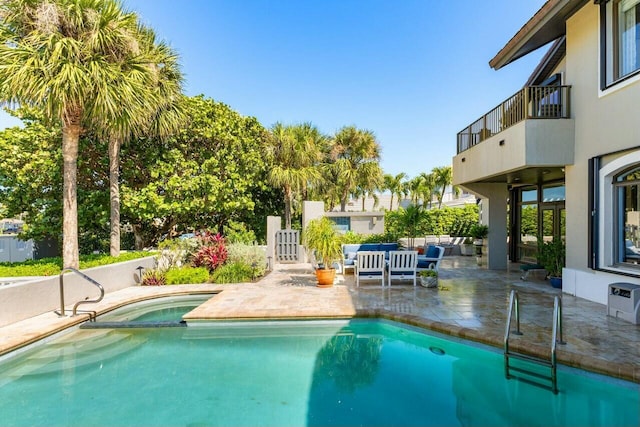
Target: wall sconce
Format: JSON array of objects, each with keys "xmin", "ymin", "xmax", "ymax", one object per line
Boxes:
[
  {"xmin": 461, "ymin": 157, "xmax": 466, "ymax": 162},
  {"xmin": 499, "ymin": 139, "xmax": 505, "ymax": 146}
]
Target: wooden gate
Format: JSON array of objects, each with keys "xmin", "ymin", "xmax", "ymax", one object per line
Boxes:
[{"xmin": 275, "ymin": 229, "xmax": 300, "ymax": 263}]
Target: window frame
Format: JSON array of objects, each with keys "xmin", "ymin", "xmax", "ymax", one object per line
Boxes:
[
  {"xmin": 600, "ymin": 0, "xmax": 640, "ymax": 90},
  {"xmin": 597, "ymin": 149, "xmax": 640, "ymax": 276}
]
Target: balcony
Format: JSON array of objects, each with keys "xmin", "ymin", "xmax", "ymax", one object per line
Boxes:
[{"xmin": 453, "ymin": 85, "xmax": 574, "ymax": 186}]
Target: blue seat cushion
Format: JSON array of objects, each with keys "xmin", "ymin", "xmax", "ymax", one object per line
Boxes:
[
  {"xmin": 417, "ymin": 259, "xmax": 434, "ymax": 269},
  {"xmin": 390, "ymin": 270, "xmax": 414, "ymax": 275},
  {"xmin": 359, "ymin": 243, "xmax": 380, "ymax": 252},
  {"xmin": 358, "ymin": 271, "xmax": 383, "ymax": 276},
  {"xmin": 425, "ymin": 245, "xmax": 439, "ymax": 258},
  {"xmin": 344, "ymin": 259, "xmax": 355, "ymax": 266},
  {"xmin": 379, "ymin": 243, "xmax": 399, "ymax": 252}
]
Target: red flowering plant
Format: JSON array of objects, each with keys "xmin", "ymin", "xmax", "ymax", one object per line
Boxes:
[{"xmin": 192, "ymin": 231, "xmax": 228, "ymax": 272}]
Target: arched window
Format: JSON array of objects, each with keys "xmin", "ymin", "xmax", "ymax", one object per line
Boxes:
[{"xmin": 613, "ymin": 164, "xmax": 640, "ymax": 265}]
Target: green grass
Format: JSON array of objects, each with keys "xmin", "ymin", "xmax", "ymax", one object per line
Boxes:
[{"xmin": 0, "ymin": 251, "xmax": 156, "ymax": 277}]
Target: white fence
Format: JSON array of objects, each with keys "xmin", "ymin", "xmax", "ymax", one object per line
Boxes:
[
  {"xmin": 0, "ymin": 236, "xmax": 33, "ymax": 263},
  {"xmin": 275, "ymin": 229, "xmax": 300, "ymax": 262}
]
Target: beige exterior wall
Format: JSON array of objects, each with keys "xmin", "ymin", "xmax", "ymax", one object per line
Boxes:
[{"xmin": 562, "ymin": 4, "xmax": 640, "ymax": 303}]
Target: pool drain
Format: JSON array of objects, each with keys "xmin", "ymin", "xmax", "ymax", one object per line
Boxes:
[{"xmin": 429, "ymin": 346, "xmax": 445, "ymax": 356}]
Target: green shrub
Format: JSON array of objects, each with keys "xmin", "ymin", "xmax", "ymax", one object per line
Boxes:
[
  {"xmin": 339, "ymin": 231, "xmax": 365, "ymax": 244},
  {"xmin": 226, "ymin": 243, "xmax": 267, "ymax": 277},
  {"xmin": 157, "ymin": 238, "xmax": 200, "ymax": 271},
  {"xmin": 141, "ymin": 269, "xmax": 167, "ymax": 286},
  {"xmin": 361, "ymin": 232, "xmax": 400, "ymax": 243},
  {"xmin": 223, "ymin": 220, "xmax": 257, "ymax": 244},
  {"xmin": 165, "ymin": 266, "xmax": 210, "ymax": 285},
  {"xmin": 385, "ymin": 204, "xmax": 478, "ymax": 238},
  {"xmin": 0, "ymin": 260, "xmax": 60, "ymax": 277},
  {"xmin": 0, "ymin": 251, "xmax": 154, "ymax": 277},
  {"xmin": 79, "ymin": 251, "xmax": 155, "ymax": 269},
  {"xmin": 210, "ymin": 262, "xmax": 254, "ymax": 284}
]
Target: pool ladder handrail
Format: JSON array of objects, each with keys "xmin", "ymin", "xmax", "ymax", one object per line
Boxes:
[
  {"xmin": 57, "ymin": 267, "xmax": 105, "ymax": 321},
  {"xmin": 504, "ymin": 289, "xmax": 565, "ymax": 394}
]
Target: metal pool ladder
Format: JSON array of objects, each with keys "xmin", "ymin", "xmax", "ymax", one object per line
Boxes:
[
  {"xmin": 56, "ymin": 267, "xmax": 105, "ymax": 321},
  {"xmin": 504, "ymin": 289, "xmax": 565, "ymax": 394}
]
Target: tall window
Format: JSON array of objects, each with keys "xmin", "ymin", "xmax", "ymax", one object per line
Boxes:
[
  {"xmin": 614, "ymin": 165, "xmax": 640, "ymax": 265},
  {"xmin": 519, "ymin": 188, "xmax": 538, "ymax": 262},
  {"xmin": 602, "ymin": 0, "xmax": 640, "ymax": 87}
]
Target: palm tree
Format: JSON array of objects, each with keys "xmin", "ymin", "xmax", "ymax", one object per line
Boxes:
[
  {"xmin": 0, "ymin": 0, "xmax": 154, "ymax": 268},
  {"xmin": 331, "ymin": 126, "xmax": 383, "ymax": 212},
  {"xmin": 383, "ymin": 172, "xmax": 407, "ymax": 210},
  {"xmin": 432, "ymin": 166, "xmax": 458, "ymax": 208},
  {"xmin": 406, "ymin": 176, "xmax": 423, "ymax": 206},
  {"xmin": 267, "ymin": 122, "xmax": 324, "ymax": 229},
  {"xmin": 104, "ymin": 27, "xmax": 184, "ymax": 257},
  {"xmin": 418, "ymin": 172, "xmax": 436, "ymax": 209}
]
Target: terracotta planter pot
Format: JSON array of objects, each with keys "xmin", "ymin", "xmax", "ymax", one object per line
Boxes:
[{"xmin": 316, "ymin": 268, "xmax": 336, "ymax": 288}]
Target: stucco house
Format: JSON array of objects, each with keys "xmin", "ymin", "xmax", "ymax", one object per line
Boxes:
[{"xmin": 453, "ymin": 0, "xmax": 640, "ymax": 305}]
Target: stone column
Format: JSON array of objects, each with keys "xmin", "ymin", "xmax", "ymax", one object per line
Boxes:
[
  {"xmin": 266, "ymin": 216, "xmax": 281, "ymax": 270},
  {"xmin": 462, "ymin": 183, "xmax": 509, "ymax": 270}
]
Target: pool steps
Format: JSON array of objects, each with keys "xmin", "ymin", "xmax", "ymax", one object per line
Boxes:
[
  {"xmin": 0, "ymin": 329, "xmax": 144, "ymax": 383},
  {"xmin": 504, "ymin": 290, "xmax": 565, "ymax": 394}
]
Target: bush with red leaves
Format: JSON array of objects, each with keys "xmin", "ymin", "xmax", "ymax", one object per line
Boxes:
[{"xmin": 192, "ymin": 232, "xmax": 228, "ymax": 272}]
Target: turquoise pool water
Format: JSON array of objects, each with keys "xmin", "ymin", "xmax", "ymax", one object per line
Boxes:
[{"xmin": 0, "ymin": 319, "xmax": 637, "ymax": 426}]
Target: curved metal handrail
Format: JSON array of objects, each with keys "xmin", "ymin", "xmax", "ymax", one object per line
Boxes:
[
  {"xmin": 58, "ymin": 267, "xmax": 105, "ymax": 317},
  {"xmin": 504, "ymin": 289, "xmax": 522, "ymax": 352}
]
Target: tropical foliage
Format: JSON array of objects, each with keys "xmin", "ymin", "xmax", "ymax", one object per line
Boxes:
[
  {"xmin": 266, "ymin": 122, "xmax": 324, "ymax": 229},
  {"xmin": 385, "ymin": 204, "xmax": 479, "ymax": 239},
  {"xmin": 0, "ymin": 251, "xmax": 153, "ymax": 277},
  {"xmin": 121, "ymin": 95, "xmax": 275, "ymax": 247},
  {"xmin": 331, "ymin": 126, "xmax": 383, "ymax": 212},
  {"xmin": 0, "ymin": 96, "xmax": 279, "ymax": 251},
  {"xmin": 537, "ymin": 238, "xmax": 565, "ymax": 277},
  {"xmin": 210, "ymin": 262, "xmax": 256, "ymax": 284},
  {"xmin": 0, "ymin": 0, "xmax": 174, "ymax": 269},
  {"xmin": 165, "ymin": 267, "xmax": 210, "ymax": 285},
  {"xmin": 303, "ymin": 217, "xmax": 342, "ymax": 270}
]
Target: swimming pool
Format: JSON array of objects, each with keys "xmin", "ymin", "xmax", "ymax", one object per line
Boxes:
[{"xmin": 0, "ymin": 319, "xmax": 637, "ymax": 426}]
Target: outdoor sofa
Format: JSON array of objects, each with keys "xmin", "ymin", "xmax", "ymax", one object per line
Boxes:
[{"xmin": 341, "ymin": 243, "xmax": 399, "ymax": 274}]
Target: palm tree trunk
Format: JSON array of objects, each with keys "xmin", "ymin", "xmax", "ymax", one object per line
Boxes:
[
  {"xmin": 62, "ymin": 116, "xmax": 81, "ymax": 269},
  {"xmin": 340, "ymin": 188, "xmax": 349, "ymax": 212},
  {"xmin": 133, "ymin": 224, "xmax": 145, "ymax": 250},
  {"xmin": 389, "ymin": 195, "xmax": 394, "ymax": 211},
  {"xmin": 109, "ymin": 134, "xmax": 121, "ymax": 257},
  {"xmin": 284, "ymin": 185, "xmax": 292, "ymax": 229}
]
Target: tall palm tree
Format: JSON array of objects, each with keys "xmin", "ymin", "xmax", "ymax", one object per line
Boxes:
[
  {"xmin": 418, "ymin": 172, "xmax": 436, "ymax": 209},
  {"xmin": 383, "ymin": 172, "xmax": 407, "ymax": 210},
  {"xmin": 406, "ymin": 176, "xmax": 423, "ymax": 206},
  {"xmin": 331, "ymin": 126, "xmax": 383, "ymax": 212},
  {"xmin": 104, "ymin": 26, "xmax": 184, "ymax": 257},
  {"xmin": 267, "ymin": 122, "xmax": 323, "ymax": 229},
  {"xmin": 0, "ymin": 0, "xmax": 153, "ymax": 268},
  {"xmin": 432, "ymin": 166, "xmax": 458, "ymax": 208}
]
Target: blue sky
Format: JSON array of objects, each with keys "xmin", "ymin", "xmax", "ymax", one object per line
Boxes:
[{"xmin": 1, "ymin": 0, "xmax": 548, "ymax": 178}]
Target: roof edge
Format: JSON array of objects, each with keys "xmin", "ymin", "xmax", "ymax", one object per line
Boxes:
[{"xmin": 489, "ymin": 0, "xmax": 585, "ymax": 70}]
